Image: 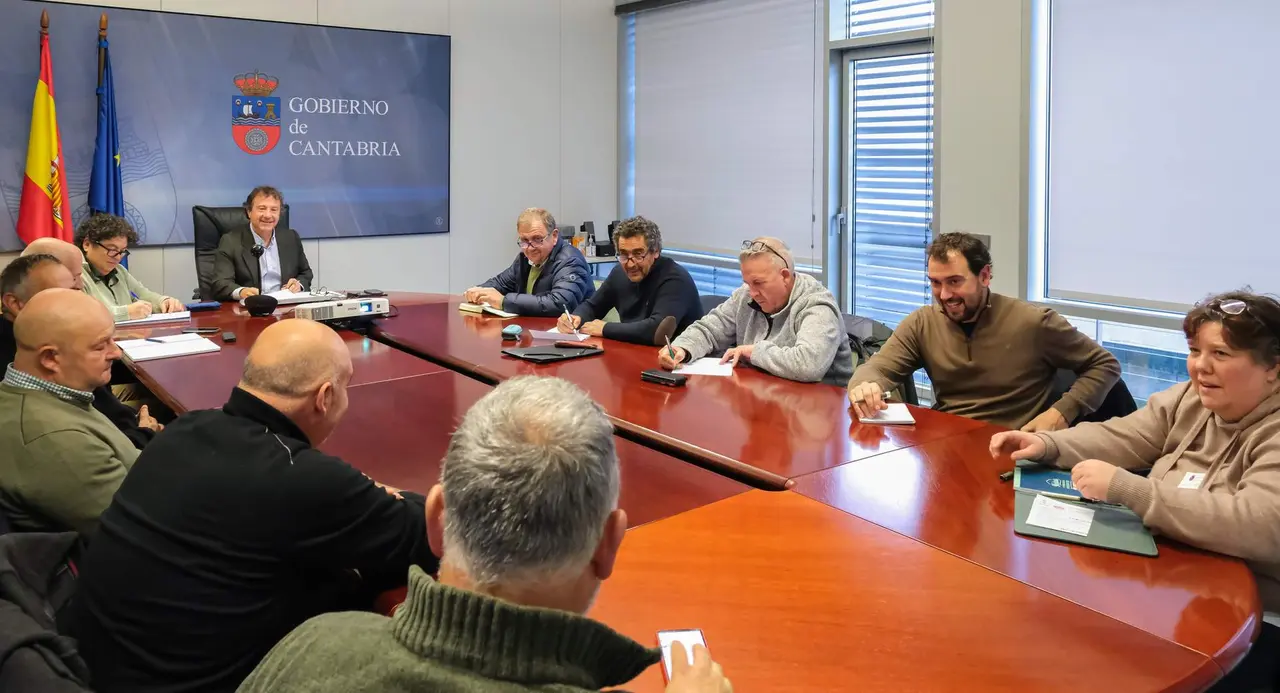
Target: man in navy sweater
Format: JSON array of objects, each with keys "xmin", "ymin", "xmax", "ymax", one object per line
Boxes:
[{"xmin": 558, "ymin": 216, "xmax": 702, "ymax": 346}]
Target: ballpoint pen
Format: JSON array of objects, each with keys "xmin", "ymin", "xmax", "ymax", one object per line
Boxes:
[
  {"xmin": 561, "ymin": 304, "xmax": 580, "ymax": 337},
  {"xmin": 665, "ymin": 335, "xmax": 675, "ymax": 361}
]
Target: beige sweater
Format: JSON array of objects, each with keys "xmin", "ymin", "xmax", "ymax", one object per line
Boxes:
[
  {"xmin": 1034, "ymin": 381, "xmax": 1280, "ymax": 612},
  {"xmin": 849, "ymin": 292, "xmax": 1120, "ymax": 429}
]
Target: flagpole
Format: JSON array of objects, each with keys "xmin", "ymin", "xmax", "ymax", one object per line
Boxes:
[
  {"xmin": 98, "ymin": 13, "xmax": 107, "ymax": 89},
  {"xmin": 40, "ymin": 9, "xmax": 48, "ymax": 37}
]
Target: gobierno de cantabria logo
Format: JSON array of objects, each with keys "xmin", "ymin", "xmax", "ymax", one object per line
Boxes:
[{"xmin": 232, "ymin": 70, "xmax": 281, "ymax": 155}]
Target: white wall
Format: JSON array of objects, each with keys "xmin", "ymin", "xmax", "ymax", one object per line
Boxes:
[
  {"xmin": 2, "ymin": 0, "xmax": 619, "ymax": 299},
  {"xmin": 935, "ymin": 0, "xmax": 1026, "ymax": 299}
]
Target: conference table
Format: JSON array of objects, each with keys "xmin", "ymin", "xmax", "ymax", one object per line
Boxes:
[
  {"xmin": 115, "ymin": 292, "xmax": 1258, "ymax": 691},
  {"xmin": 371, "ymin": 299, "xmax": 988, "ymax": 489}
]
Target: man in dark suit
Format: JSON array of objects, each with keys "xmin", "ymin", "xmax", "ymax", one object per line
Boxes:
[{"xmin": 209, "ymin": 186, "xmax": 313, "ymax": 301}]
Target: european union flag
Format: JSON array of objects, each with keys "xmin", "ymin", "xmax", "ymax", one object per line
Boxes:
[{"xmin": 89, "ymin": 37, "xmax": 125, "ymax": 264}]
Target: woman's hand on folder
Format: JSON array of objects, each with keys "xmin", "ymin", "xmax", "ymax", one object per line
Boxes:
[
  {"xmin": 1071, "ymin": 459, "xmax": 1119, "ymax": 502},
  {"xmin": 988, "ymin": 430, "xmax": 1046, "ymax": 462}
]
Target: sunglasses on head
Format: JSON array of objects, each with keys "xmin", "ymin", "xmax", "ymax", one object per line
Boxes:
[{"xmin": 741, "ymin": 240, "xmax": 790, "ymax": 270}]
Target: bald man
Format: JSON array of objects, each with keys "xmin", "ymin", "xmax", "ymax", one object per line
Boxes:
[
  {"xmin": 68, "ymin": 319, "xmax": 437, "ymax": 693},
  {"xmin": 0, "ymin": 253, "xmax": 162, "ymax": 449},
  {"xmin": 0, "ymin": 289, "xmax": 139, "ymax": 535},
  {"xmin": 22, "ymin": 237, "xmax": 84, "ymax": 290}
]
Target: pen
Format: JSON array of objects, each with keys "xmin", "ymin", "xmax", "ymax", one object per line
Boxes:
[
  {"xmin": 665, "ymin": 335, "xmax": 675, "ymax": 360},
  {"xmin": 145, "ymin": 337, "xmax": 166, "ymax": 344},
  {"xmin": 561, "ymin": 304, "xmax": 580, "ymax": 336},
  {"xmin": 998, "ymin": 470, "xmax": 1014, "ymax": 482}
]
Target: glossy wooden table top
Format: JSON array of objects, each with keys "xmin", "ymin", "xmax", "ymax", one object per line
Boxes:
[
  {"xmin": 790, "ymin": 424, "xmax": 1260, "ymax": 676},
  {"xmin": 120, "ymin": 300, "xmax": 445, "ymax": 414},
  {"xmin": 371, "ymin": 300, "xmax": 986, "ymax": 488},
  {"xmin": 591, "ymin": 490, "xmax": 1221, "ymax": 693},
  {"xmin": 319, "ymin": 372, "xmax": 749, "ymax": 528}
]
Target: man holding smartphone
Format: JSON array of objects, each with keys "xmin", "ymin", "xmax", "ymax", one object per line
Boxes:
[{"xmin": 237, "ymin": 376, "xmax": 732, "ymax": 693}]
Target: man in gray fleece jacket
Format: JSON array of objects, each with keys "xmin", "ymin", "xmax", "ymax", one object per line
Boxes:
[{"xmin": 657, "ymin": 237, "xmax": 853, "ymax": 386}]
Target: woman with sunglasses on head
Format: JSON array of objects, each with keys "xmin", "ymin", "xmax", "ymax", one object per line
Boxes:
[
  {"xmin": 77, "ymin": 214, "xmax": 184, "ymax": 321},
  {"xmin": 992, "ymin": 290, "xmax": 1280, "ymax": 689}
]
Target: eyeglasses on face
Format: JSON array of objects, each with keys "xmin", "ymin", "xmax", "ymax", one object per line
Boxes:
[
  {"xmin": 617, "ymin": 249, "xmax": 653, "ymax": 264},
  {"xmin": 94, "ymin": 240, "xmax": 130, "ymax": 259},
  {"xmin": 516, "ymin": 235, "xmax": 550, "ymax": 249}
]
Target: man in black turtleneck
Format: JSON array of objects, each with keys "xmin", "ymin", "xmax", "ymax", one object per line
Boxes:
[
  {"xmin": 0, "ymin": 252, "xmax": 161, "ymax": 448},
  {"xmin": 559, "ymin": 216, "xmax": 702, "ymax": 346}
]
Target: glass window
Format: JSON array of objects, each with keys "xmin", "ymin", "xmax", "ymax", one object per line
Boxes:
[{"xmin": 833, "ymin": 0, "xmax": 935, "ymax": 41}]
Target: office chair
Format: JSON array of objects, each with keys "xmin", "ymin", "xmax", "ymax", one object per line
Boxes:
[
  {"xmin": 1050, "ymin": 368, "xmax": 1139, "ymax": 425},
  {"xmin": 700, "ymin": 294, "xmax": 728, "ymax": 314},
  {"xmin": 190, "ymin": 204, "xmax": 290, "ymax": 301}
]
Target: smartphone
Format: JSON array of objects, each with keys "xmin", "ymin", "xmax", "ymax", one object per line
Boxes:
[
  {"xmin": 182, "ymin": 327, "xmax": 219, "ymax": 334},
  {"xmin": 658, "ymin": 629, "xmax": 708, "ymax": 681},
  {"xmin": 641, "ymin": 369, "xmax": 687, "ymax": 387}
]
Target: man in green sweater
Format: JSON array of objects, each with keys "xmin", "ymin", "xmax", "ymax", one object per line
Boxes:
[
  {"xmin": 239, "ymin": 376, "xmax": 732, "ymax": 693},
  {"xmin": 848, "ymin": 232, "xmax": 1121, "ymax": 431},
  {"xmin": 0, "ymin": 289, "xmax": 138, "ymax": 535}
]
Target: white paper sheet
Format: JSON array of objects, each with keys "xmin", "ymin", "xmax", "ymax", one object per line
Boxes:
[
  {"xmin": 117, "ymin": 333, "xmax": 221, "ymax": 362},
  {"xmin": 1025, "ymin": 494, "xmax": 1095, "ymax": 537},
  {"xmin": 115, "ymin": 311, "xmax": 191, "ymax": 327},
  {"xmin": 673, "ymin": 357, "xmax": 734, "ymax": 377},
  {"xmin": 858, "ymin": 402, "xmax": 917, "ymax": 425},
  {"xmin": 529, "ymin": 328, "xmax": 589, "ymax": 342}
]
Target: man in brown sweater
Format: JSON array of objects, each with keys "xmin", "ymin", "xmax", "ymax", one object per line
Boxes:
[{"xmin": 848, "ymin": 232, "xmax": 1120, "ymax": 431}]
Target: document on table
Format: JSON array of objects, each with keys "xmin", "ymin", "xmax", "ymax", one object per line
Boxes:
[
  {"xmin": 458, "ymin": 302, "xmax": 518, "ymax": 318},
  {"xmin": 248, "ymin": 290, "xmax": 345, "ymax": 306},
  {"xmin": 673, "ymin": 357, "xmax": 734, "ymax": 377},
  {"xmin": 529, "ymin": 327, "xmax": 589, "ymax": 341},
  {"xmin": 115, "ymin": 311, "xmax": 191, "ymax": 327},
  {"xmin": 117, "ymin": 334, "xmax": 221, "ymax": 362},
  {"xmin": 1025, "ymin": 494, "xmax": 1095, "ymax": 537},
  {"xmin": 858, "ymin": 402, "xmax": 916, "ymax": 425}
]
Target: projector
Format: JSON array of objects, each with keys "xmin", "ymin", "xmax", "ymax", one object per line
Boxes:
[{"xmin": 294, "ymin": 297, "xmax": 390, "ymax": 322}]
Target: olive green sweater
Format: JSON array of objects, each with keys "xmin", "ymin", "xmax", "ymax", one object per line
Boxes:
[
  {"xmin": 0, "ymin": 382, "xmax": 139, "ymax": 534},
  {"xmin": 237, "ymin": 566, "xmax": 661, "ymax": 693}
]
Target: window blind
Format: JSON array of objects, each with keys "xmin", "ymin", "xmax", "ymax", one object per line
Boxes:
[
  {"xmin": 632, "ymin": 0, "xmax": 820, "ymax": 267},
  {"xmin": 1044, "ymin": 0, "xmax": 1278, "ymax": 311},
  {"xmin": 850, "ymin": 52, "xmax": 933, "ymax": 329},
  {"xmin": 837, "ymin": 0, "xmax": 935, "ymax": 40}
]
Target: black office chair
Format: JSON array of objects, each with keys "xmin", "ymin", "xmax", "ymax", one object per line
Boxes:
[
  {"xmin": 190, "ymin": 204, "xmax": 289, "ymax": 301},
  {"xmin": 700, "ymin": 294, "xmax": 728, "ymax": 314},
  {"xmin": 843, "ymin": 313, "xmax": 919, "ymax": 405},
  {"xmin": 1050, "ymin": 368, "xmax": 1139, "ymax": 425}
]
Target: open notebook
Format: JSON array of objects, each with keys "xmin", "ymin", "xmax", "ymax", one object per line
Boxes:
[
  {"xmin": 117, "ymin": 334, "xmax": 221, "ymax": 362},
  {"xmin": 459, "ymin": 302, "xmax": 517, "ymax": 319},
  {"xmin": 116, "ymin": 311, "xmax": 191, "ymax": 327}
]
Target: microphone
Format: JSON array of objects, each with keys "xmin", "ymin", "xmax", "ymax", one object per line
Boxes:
[
  {"xmin": 243, "ymin": 294, "xmax": 279, "ymax": 317},
  {"xmin": 250, "ymin": 244, "xmax": 265, "ymax": 258}
]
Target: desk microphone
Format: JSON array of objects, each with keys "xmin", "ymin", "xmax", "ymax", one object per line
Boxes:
[{"xmin": 250, "ymin": 244, "xmax": 265, "ymax": 258}]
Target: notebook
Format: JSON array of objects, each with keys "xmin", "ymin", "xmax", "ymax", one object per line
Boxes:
[
  {"xmin": 117, "ymin": 334, "xmax": 222, "ymax": 362},
  {"xmin": 858, "ymin": 402, "xmax": 916, "ymax": 425},
  {"xmin": 1013, "ymin": 462, "xmax": 1081, "ymax": 499},
  {"xmin": 459, "ymin": 302, "xmax": 517, "ymax": 319},
  {"xmin": 115, "ymin": 311, "xmax": 191, "ymax": 327}
]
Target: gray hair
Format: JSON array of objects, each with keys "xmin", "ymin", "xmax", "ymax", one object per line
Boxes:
[
  {"xmin": 739, "ymin": 236, "xmax": 793, "ymax": 271},
  {"xmin": 612, "ymin": 216, "xmax": 663, "ymax": 254},
  {"xmin": 441, "ymin": 376, "xmax": 619, "ymax": 588},
  {"xmin": 516, "ymin": 208, "xmax": 558, "ymax": 235}
]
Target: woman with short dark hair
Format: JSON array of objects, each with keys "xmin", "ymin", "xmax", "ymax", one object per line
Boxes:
[
  {"xmin": 992, "ymin": 290, "xmax": 1280, "ymax": 688},
  {"xmin": 77, "ymin": 214, "xmax": 183, "ymax": 321}
]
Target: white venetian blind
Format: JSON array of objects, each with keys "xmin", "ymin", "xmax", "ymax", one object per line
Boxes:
[
  {"xmin": 837, "ymin": 0, "xmax": 935, "ymax": 40},
  {"xmin": 1045, "ymin": 0, "xmax": 1279, "ymax": 311},
  {"xmin": 633, "ymin": 0, "xmax": 819, "ymax": 267}
]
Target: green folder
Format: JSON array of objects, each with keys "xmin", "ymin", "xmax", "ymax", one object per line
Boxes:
[{"xmin": 1013, "ymin": 491, "xmax": 1158, "ymax": 557}]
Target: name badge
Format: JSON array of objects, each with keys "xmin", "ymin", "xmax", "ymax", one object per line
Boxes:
[{"xmin": 1177, "ymin": 472, "xmax": 1206, "ymax": 490}]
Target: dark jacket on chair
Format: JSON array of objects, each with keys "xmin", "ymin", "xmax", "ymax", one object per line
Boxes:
[
  {"xmin": 479, "ymin": 238, "xmax": 594, "ymax": 316},
  {"xmin": 0, "ymin": 532, "xmax": 91, "ymax": 693},
  {"xmin": 209, "ymin": 225, "xmax": 313, "ymax": 301}
]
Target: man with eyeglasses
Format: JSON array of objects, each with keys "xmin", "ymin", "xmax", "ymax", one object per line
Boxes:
[
  {"xmin": 556, "ymin": 216, "xmax": 701, "ymax": 346},
  {"xmin": 77, "ymin": 214, "xmax": 185, "ymax": 321},
  {"xmin": 463, "ymin": 207, "xmax": 594, "ymax": 317},
  {"xmin": 657, "ymin": 236, "xmax": 853, "ymax": 386}
]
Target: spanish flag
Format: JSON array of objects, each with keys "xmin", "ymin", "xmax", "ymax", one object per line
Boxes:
[{"xmin": 16, "ymin": 29, "xmax": 72, "ymax": 244}]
